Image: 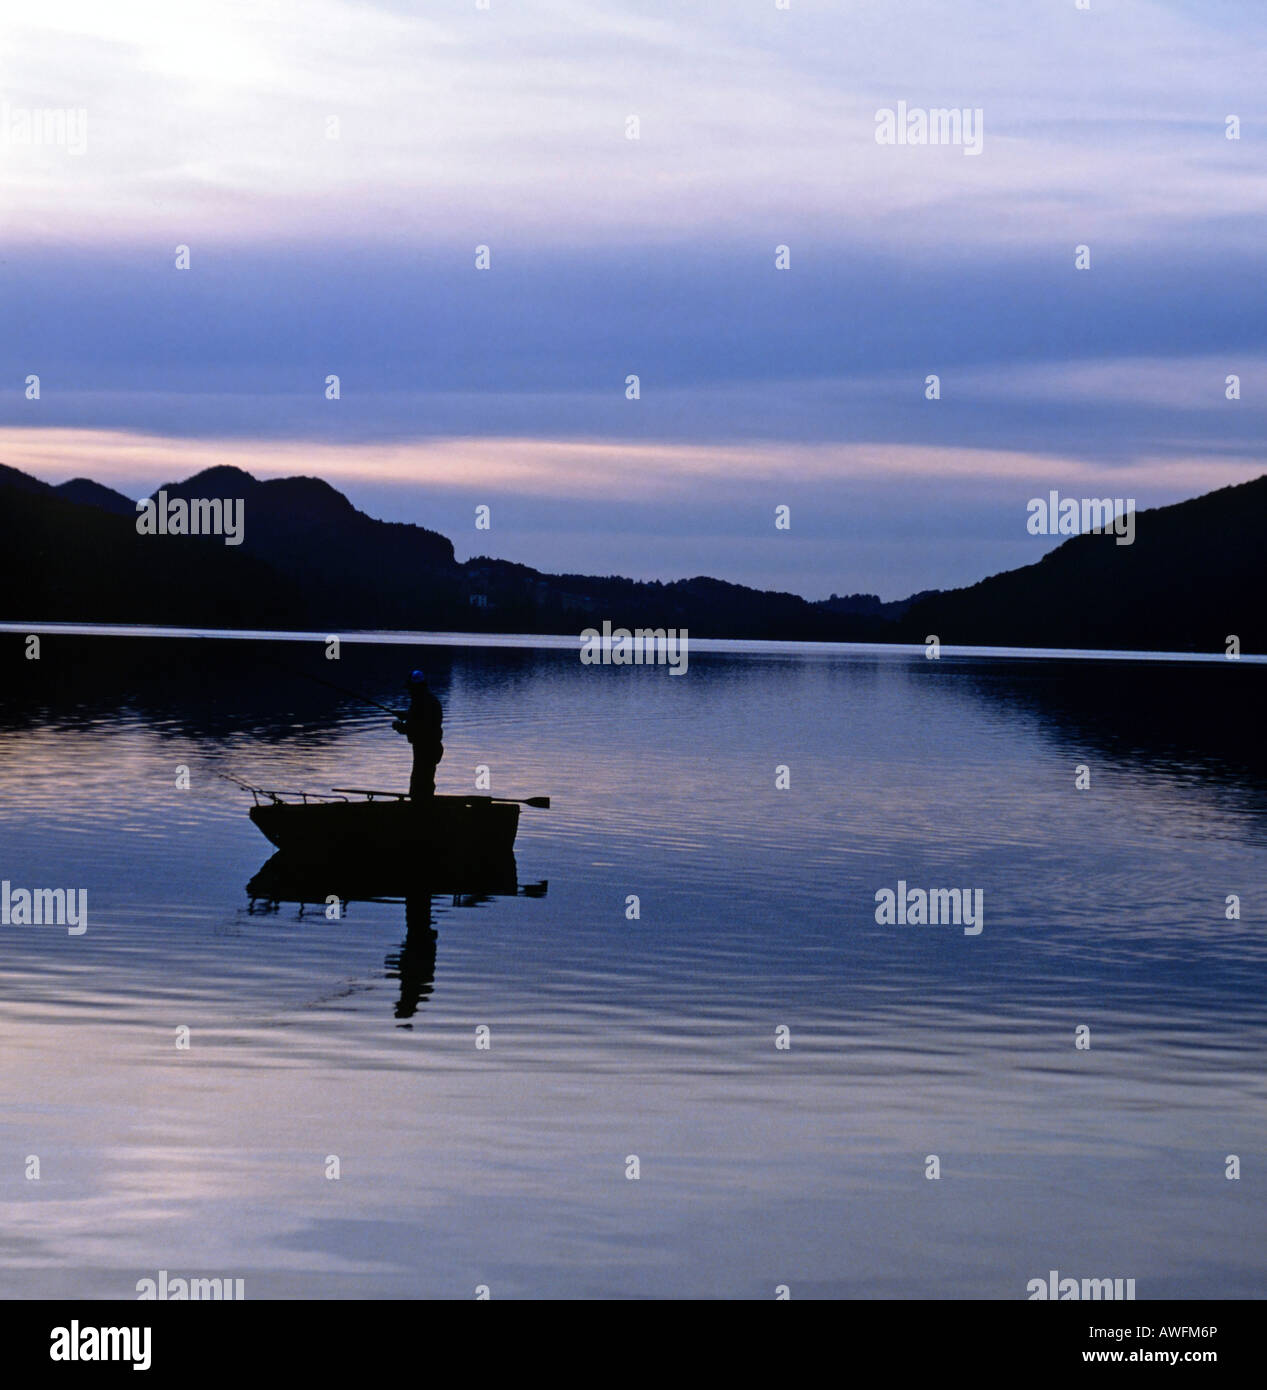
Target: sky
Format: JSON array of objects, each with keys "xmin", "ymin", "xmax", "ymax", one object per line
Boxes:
[{"xmin": 1, "ymin": 0, "xmax": 1264, "ymax": 599}]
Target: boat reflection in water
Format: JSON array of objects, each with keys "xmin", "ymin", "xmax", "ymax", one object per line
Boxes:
[{"xmin": 244, "ymin": 850, "xmax": 547, "ymax": 1021}]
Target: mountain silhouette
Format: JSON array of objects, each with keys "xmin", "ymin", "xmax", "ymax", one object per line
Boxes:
[
  {"xmin": 53, "ymin": 478, "xmax": 137, "ymax": 517},
  {"xmin": 0, "ymin": 463, "xmax": 307, "ymax": 627},
  {"xmin": 1, "ymin": 462, "xmax": 1262, "ymax": 652},
  {"xmin": 901, "ymin": 475, "xmax": 1266, "ymax": 654}
]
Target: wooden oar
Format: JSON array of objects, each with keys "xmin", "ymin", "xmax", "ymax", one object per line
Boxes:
[{"xmin": 331, "ymin": 787, "xmax": 550, "ymax": 809}]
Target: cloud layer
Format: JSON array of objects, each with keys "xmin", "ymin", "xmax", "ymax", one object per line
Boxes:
[{"xmin": 2, "ymin": 0, "xmax": 1264, "ymax": 596}]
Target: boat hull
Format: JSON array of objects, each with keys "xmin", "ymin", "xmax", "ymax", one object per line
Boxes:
[{"xmin": 249, "ymin": 795, "xmax": 520, "ymax": 875}]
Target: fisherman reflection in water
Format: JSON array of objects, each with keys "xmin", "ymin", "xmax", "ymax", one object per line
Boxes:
[
  {"xmin": 392, "ymin": 670, "xmax": 444, "ymax": 800},
  {"xmin": 387, "ymin": 892, "xmax": 438, "ymax": 1022}
]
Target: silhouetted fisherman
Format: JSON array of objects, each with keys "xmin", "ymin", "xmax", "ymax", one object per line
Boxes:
[{"xmin": 393, "ymin": 670, "xmax": 444, "ymax": 800}]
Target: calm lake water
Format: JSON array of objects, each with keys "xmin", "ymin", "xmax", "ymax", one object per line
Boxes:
[{"xmin": 1, "ymin": 632, "xmax": 1264, "ymax": 1299}]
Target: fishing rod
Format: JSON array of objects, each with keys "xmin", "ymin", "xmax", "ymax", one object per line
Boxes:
[
  {"xmin": 212, "ymin": 651, "xmax": 551, "ymax": 808},
  {"xmin": 246, "ymin": 649, "xmax": 405, "ymax": 717},
  {"xmin": 217, "ymin": 771, "xmax": 346, "ymax": 804},
  {"xmin": 286, "ymin": 680, "xmax": 553, "ymax": 804},
  {"xmin": 288, "ymin": 668, "xmax": 402, "ymax": 717},
  {"xmin": 192, "ymin": 637, "xmax": 405, "ymax": 717},
  {"xmin": 218, "ymin": 770, "xmax": 266, "ymax": 796}
]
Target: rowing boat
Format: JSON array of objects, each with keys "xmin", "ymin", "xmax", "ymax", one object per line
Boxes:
[{"xmin": 248, "ymin": 791, "xmax": 521, "ymax": 871}]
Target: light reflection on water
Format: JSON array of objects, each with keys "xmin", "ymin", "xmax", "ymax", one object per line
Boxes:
[{"xmin": 0, "ymin": 636, "xmax": 1264, "ymax": 1298}]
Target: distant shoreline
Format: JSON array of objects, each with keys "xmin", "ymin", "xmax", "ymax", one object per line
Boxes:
[
  {"xmin": 3, "ymin": 621, "xmax": 1262, "ymax": 666},
  {"xmin": 4, "ymin": 463, "xmax": 1263, "ymax": 656}
]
